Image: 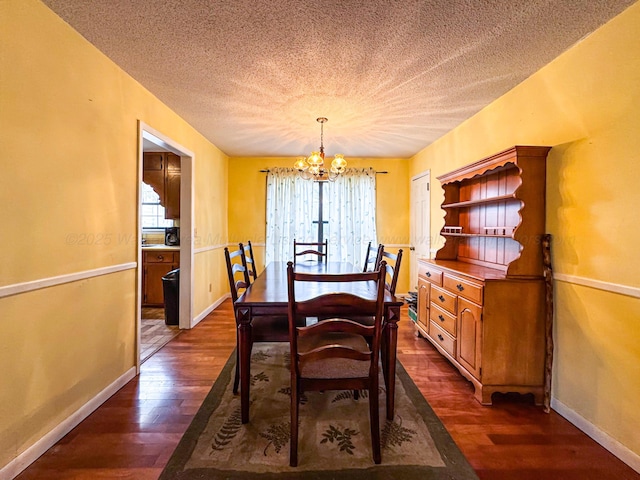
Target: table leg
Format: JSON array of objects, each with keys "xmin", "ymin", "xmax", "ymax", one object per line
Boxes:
[
  {"xmin": 380, "ymin": 325, "xmax": 388, "ymax": 396},
  {"xmin": 236, "ymin": 307, "xmax": 252, "ymax": 424},
  {"xmin": 384, "ymin": 305, "xmax": 400, "ymax": 420}
]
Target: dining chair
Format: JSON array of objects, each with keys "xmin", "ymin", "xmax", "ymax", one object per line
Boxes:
[
  {"xmin": 293, "ymin": 239, "xmax": 328, "ymax": 264},
  {"xmin": 286, "ymin": 261, "xmax": 387, "ymax": 466},
  {"xmin": 225, "ymin": 245, "xmax": 290, "ymax": 395},
  {"xmin": 363, "ymin": 241, "xmax": 384, "ymax": 272},
  {"xmin": 351, "ymin": 248, "xmax": 403, "ymax": 404},
  {"xmin": 379, "ymin": 249, "xmax": 403, "ymax": 295},
  {"xmin": 242, "ymin": 241, "xmax": 258, "ymax": 282}
]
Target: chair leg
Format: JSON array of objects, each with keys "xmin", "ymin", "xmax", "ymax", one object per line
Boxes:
[
  {"xmin": 290, "ymin": 376, "xmax": 299, "ymax": 467},
  {"xmin": 369, "ymin": 380, "xmax": 381, "ymax": 464}
]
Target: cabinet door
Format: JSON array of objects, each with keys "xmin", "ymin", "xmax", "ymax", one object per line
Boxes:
[
  {"xmin": 417, "ymin": 277, "xmax": 430, "ymax": 331},
  {"xmin": 164, "ymin": 153, "xmax": 181, "ymax": 219},
  {"xmin": 457, "ymin": 297, "xmax": 482, "ymax": 379},
  {"xmin": 142, "ymin": 152, "xmax": 165, "ymax": 204},
  {"xmin": 144, "ymin": 263, "xmax": 173, "ymax": 306}
]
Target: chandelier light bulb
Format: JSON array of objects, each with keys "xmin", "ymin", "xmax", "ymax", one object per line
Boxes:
[
  {"xmin": 294, "ymin": 156, "xmax": 309, "ymax": 171},
  {"xmin": 307, "ymin": 151, "xmax": 323, "ymax": 167}
]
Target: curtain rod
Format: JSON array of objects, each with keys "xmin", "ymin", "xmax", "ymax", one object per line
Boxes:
[{"xmin": 259, "ymin": 169, "xmax": 388, "ymax": 174}]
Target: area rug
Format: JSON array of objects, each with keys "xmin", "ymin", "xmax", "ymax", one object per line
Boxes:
[{"xmin": 160, "ymin": 343, "xmax": 478, "ymax": 479}]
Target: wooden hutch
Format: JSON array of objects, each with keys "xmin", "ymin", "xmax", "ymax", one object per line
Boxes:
[{"xmin": 415, "ymin": 145, "xmax": 550, "ymax": 404}]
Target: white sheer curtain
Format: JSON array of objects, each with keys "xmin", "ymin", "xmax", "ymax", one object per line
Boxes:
[
  {"xmin": 326, "ymin": 168, "xmax": 378, "ymax": 269},
  {"xmin": 265, "ymin": 168, "xmax": 315, "ymax": 263},
  {"xmin": 265, "ymin": 167, "xmax": 377, "ymax": 267}
]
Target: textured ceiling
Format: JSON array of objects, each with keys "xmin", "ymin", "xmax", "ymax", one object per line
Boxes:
[{"xmin": 43, "ymin": 0, "xmax": 635, "ymax": 158}]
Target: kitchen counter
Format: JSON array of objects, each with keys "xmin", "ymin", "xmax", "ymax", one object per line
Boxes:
[{"xmin": 141, "ymin": 244, "xmax": 180, "ymax": 251}]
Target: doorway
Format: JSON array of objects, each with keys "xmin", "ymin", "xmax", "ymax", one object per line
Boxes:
[
  {"xmin": 137, "ymin": 122, "xmax": 194, "ymax": 370},
  {"xmin": 410, "ymin": 171, "xmax": 430, "ymax": 290}
]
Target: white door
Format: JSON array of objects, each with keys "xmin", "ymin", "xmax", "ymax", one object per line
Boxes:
[{"xmin": 410, "ymin": 171, "xmax": 430, "ymax": 291}]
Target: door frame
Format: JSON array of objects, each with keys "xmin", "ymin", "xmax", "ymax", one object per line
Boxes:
[{"xmin": 136, "ymin": 121, "xmax": 194, "ymax": 371}]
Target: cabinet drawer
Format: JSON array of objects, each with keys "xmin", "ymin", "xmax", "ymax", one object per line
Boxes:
[
  {"xmin": 144, "ymin": 251, "xmax": 175, "ymax": 263},
  {"xmin": 443, "ymin": 274, "xmax": 483, "ymax": 305},
  {"xmin": 429, "ymin": 321, "xmax": 456, "ymax": 357},
  {"xmin": 430, "ymin": 303, "xmax": 456, "ymax": 337},
  {"xmin": 431, "ymin": 285, "xmax": 457, "ymax": 315},
  {"xmin": 418, "ymin": 262, "xmax": 443, "ymax": 286}
]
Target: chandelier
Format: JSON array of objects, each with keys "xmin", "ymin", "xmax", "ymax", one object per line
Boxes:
[{"xmin": 293, "ymin": 117, "xmax": 347, "ymax": 181}]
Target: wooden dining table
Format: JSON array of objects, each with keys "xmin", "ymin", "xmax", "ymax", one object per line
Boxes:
[{"xmin": 233, "ymin": 261, "xmax": 404, "ymax": 424}]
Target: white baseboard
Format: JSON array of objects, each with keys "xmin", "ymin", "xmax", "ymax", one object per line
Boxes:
[
  {"xmin": 191, "ymin": 294, "xmax": 230, "ymax": 327},
  {"xmin": 551, "ymin": 397, "xmax": 640, "ymax": 473},
  {"xmin": 0, "ymin": 367, "xmax": 136, "ymax": 480}
]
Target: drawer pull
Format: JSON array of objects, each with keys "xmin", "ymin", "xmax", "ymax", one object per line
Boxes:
[
  {"xmin": 456, "ymin": 284, "xmax": 464, "ymax": 291},
  {"xmin": 438, "ymin": 295, "xmax": 445, "ymax": 302},
  {"xmin": 157, "ymin": 255, "xmax": 164, "ymax": 261},
  {"xmin": 426, "ymin": 272, "xmax": 432, "ymax": 277},
  {"xmin": 437, "ymin": 334, "xmax": 444, "ymax": 341},
  {"xmin": 438, "ymin": 314, "xmax": 445, "ymax": 322}
]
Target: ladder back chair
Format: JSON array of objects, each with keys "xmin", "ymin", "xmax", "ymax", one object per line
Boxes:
[
  {"xmin": 363, "ymin": 241, "xmax": 384, "ymax": 272},
  {"xmin": 286, "ymin": 261, "xmax": 387, "ymax": 466},
  {"xmin": 225, "ymin": 246, "xmax": 290, "ymax": 395},
  {"xmin": 242, "ymin": 241, "xmax": 258, "ymax": 282},
  {"xmin": 293, "ymin": 239, "xmax": 328, "ymax": 264},
  {"xmin": 380, "ymin": 248, "xmax": 403, "ymax": 295},
  {"xmin": 225, "ymin": 245, "xmax": 250, "ymax": 300}
]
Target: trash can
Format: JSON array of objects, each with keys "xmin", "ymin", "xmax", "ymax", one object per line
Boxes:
[{"xmin": 162, "ymin": 268, "xmax": 179, "ymax": 325}]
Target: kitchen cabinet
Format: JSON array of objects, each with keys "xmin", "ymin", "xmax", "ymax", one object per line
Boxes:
[
  {"xmin": 164, "ymin": 153, "xmax": 181, "ymax": 219},
  {"xmin": 142, "ymin": 249, "xmax": 180, "ymax": 307},
  {"xmin": 416, "ymin": 146, "xmax": 550, "ymax": 405},
  {"xmin": 143, "ymin": 152, "xmax": 180, "ymax": 220}
]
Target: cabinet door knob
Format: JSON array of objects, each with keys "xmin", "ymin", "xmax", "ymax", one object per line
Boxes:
[
  {"xmin": 438, "ymin": 295, "xmax": 445, "ymax": 302},
  {"xmin": 437, "ymin": 334, "xmax": 444, "ymax": 341},
  {"xmin": 438, "ymin": 315, "xmax": 445, "ymax": 322},
  {"xmin": 456, "ymin": 284, "xmax": 464, "ymax": 291},
  {"xmin": 426, "ymin": 272, "xmax": 431, "ymax": 277}
]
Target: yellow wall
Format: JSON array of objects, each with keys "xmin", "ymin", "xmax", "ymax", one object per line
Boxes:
[
  {"xmin": 410, "ymin": 2, "xmax": 640, "ymax": 457},
  {"xmin": 227, "ymin": 157, "xmax": 411, "ymax": 293},
  {"xmin": 4, "ymin": 0, "xmax": 638, "ymax": 472},
  {"xmin": 0, "ymin": 0, "xmax": 229, "ymax": 469}
]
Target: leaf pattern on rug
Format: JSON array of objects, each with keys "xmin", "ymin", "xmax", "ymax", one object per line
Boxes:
[
  {"xmin": 252, "ymin": 351, "xmax": 269, "ymax": 362},
  {"xmin": 331, "ymin": 390, "xmax": 368, "ymax": 402},
  {"xmin": 381, "ymin": 415, "xmax": 417, "ymax": 449},
  {"xmin": 277, "ymin": 386, "xmax": 308, "ymax": 404},
  {"xmin": 210, "ymin": 407, "xmax": 242, "ymax": 453},
  {"xmin": 320, "ymin": 425, "xmax": 359, "ymax": 455},
  {"xmin": 330, "ymin": 385, "xmax": 384, "ymax": 403},
  {"xmin": 250, "ymin": 371, "xmax": 269, "ymax": 386},
  {"xmin": 260, "ymin": 422, "xmax": 291, "ymax": 456}
]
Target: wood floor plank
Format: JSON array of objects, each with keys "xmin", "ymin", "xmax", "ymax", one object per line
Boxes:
[{"xmin": 14, "ymin": 301, "xmax": 639, "ymax": 480}]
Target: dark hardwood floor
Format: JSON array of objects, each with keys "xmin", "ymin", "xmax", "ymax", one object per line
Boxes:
[{"xmin": 15, "ymin": 301, "xmax": 639, "ymax": 479}]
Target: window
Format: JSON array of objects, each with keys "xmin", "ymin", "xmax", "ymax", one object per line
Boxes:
[
  {"xmin": 265, "ymin": 168, "xmax": 377, "ymax": 267},
  {"xmin": 141, "ymin": 182, "xmax": 173, "ymax": 229},
  {"xmin": 311, "ymin": 181, "xmax": 329, "ymax": 244}
]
